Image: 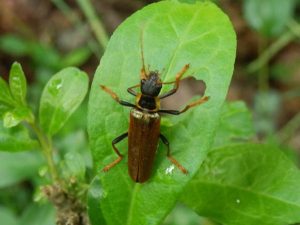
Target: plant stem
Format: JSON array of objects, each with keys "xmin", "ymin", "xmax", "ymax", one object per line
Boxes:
[
  {"xmin": 247, "ymin": 31, "xmax": 295, "ymax": 74},
  {"xmin": 29, "ymin": 122, "xmax": 59, "ymax": 182},
  {"xmin": 258, "ymin": 37, "xmax": 269, "ymax": 92},
  {"xmin": 51, "ymin": 0, "xmax": 101, "ymax": 58},
  {"xmin": 288, "ymin": 19, "xmax": 300, "ymax": 38},
  {"xmin": 76, "ymin": 0, "xmax": 109, "ymax": 49},
  {"xmin": 277, "ymin": 112, "xmax": 300, "ymax": 143}
]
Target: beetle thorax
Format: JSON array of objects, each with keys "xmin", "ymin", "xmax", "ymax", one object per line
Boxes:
[{"xmin": 131, "ymin": 108, "xmax": 160, "ymax": 122}]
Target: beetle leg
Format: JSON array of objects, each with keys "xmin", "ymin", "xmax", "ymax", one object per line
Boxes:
[
  {"xmin": 159, "ymin": 96, "xmax": 209, "ymax": 115},
  {"xmin": 140, "ymin": 30, "xmax": 147, "ymax": 80},
  {"xmin": 159, "ymin": 64, "xmax": 190, "ymax": 99},
  {"xmin": 159, "ymin": 133, "xmax": 188, "ymax": 174},
  {"xmin": 102, "ymin": 132, "xmax": 128, "ymax": 172},
  {"xmin": 100, "ymin": 85, "xmax": 136, "ymax": 107},
  {"xmin": 127, "ymin": 84, "xmax": 140, "ymax": 96}
]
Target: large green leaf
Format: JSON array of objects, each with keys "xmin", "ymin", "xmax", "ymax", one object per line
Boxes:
[
  {"xmin": 0, "ymin": 207, "xmax": 18, "ymax": 225},
  {"xmin": 0, "ymin": 151, "xmax": 43, "ymax": 187},
  {"xmin": 163, "ymin": 204, "xmax": 203, "ymax": 225},
  {"xmin": 182, "ymin": 143, "xmax": 300, "ymax": 225},
  {"xmin": 39, "ymin": 67, "xmax": 88, "ymax": 136},
  {"xmin": 87, "ymin": 176, "xmax": 106, "ymax": 225},
  {"xmin": 88, "ymin": 1, "xmax": 236, "ymax": 225},
  {"xmin": 0, "ymin": 122, "xmax": 38, "ymax": 152},
  {"xmin": 243, "ymin": 0, "xmax": 295, "ymax": 37},
  {"xmin": 9, "ymin": 62, "xmax": 27, "ymax": 106},
  {"xmin": 213, "ymin": 101, "xmax": 255, "ymax": 148}
]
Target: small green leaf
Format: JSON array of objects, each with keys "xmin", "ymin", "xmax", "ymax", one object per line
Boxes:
[
  {"xmin": 3, "ymin": 107, "xmax": 34, "ymax": 128},
  {"xmin": 213, "ymin": 101, "xmax": 255, "ymax": 148},
  {"xmin": 88, "ymin": 1, "xmax": 236, "ymax": 225},
  {"xmin": 0, "ymin": 77, "xmax": 15, "ymax": 106},
  {"xmin": 0, "ymin": 104, "xmax": 12, "ymax": 119},
  {"xmin": 0, "ymin": 122, "xmax": 38, "ymax": 152},
  {"xmin": 243, "ymin": 0, "xmax": 295, "ymax": 37},
  {"xmin": 39, "ymin": 67, "xmax": 88, "ymax": 136},
  {"xmin": 253, "ymin": 90, "xmax": 281, "ymax": 136},
  {"xmin": 0, "ymin": 151, "xmax": 43, "ymax": 187},
  {"xmin": 9, "ymin": 62, "xmax": 27, "ymax": 105},
  {"xmin": 0, "ymin": 34, "xmax": 29, "ymax": 56},
  {"xmin": 182, "ymin": 143, "xmax": 300, "ymax": 225}
]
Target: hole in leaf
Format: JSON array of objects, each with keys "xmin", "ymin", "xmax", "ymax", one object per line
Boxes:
[{"xmin": 160, "ymin": 76, "xmax": 207, "ymax": 110}]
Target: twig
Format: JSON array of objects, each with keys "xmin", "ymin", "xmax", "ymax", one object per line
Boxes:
[
  {"xmin": 51, "ymin": 0, "xmax": 101, "ymax": 58},
  {"xmin": 29, "ymin": 122, "xmax": 59, "ymax": 182},
  {"xmin": 76, "ymin": 0, "xmax": 109, "ymax": 50},
  {"xmin": 247, "ymin": 31, "xmax": 295, "ymax": 74},
  {"xmin": 247, "ymin": 20, "xmax": 300, "ymax": 74},
  {"xmin": 258, "ymin": 37, "xmax": 269, "ymax": 92},
  {"xmin": 277, "ymin": 112, "xmax": 300, "ymax": 144}
]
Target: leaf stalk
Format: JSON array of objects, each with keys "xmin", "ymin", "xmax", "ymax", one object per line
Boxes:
[{"xmin": 29, "ymin": 122, "xmax": 59, "ymax": 182}]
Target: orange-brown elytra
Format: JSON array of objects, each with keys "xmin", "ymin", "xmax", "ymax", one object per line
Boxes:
[{"xmin": 100, "ymin": 35, "xmax": 209, "ymax": 183}]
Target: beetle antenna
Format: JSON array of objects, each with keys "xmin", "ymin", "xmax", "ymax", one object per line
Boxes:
[{"xmin": 140, "ymin": 29, "xmax": 147, "ymax": 79}]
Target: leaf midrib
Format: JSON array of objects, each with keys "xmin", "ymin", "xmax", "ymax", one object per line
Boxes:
[
  {"xmin": 48, "ymin": 74, "xmax": 80, "ymax": 134},
  {"xmin": 125, "ymin": 7, "xmax": 203, "ymax": 225},
  {"xmin": 163, "ymin": 8, "xmax": 201, "ymax": 82}
]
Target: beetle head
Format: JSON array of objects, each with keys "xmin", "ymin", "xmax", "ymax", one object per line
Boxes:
[{"xmin": 141, "ymin": 71, "xmax": 162, "ymax": 96}]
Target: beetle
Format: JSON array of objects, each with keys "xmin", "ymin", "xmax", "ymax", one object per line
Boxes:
[{"xmin": 100, "ymin": 40, "xmax": 209, "ymax": 183}]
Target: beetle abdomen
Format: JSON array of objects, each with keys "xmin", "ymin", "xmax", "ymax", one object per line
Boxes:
[{"xmin": 128, "ymin": 108, "xmax": 160, "ymax": 183}]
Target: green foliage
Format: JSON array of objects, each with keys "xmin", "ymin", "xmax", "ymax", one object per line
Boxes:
[
  {"xmin": 88, "ymin": 1, "xmax": 236, "ymax": 225},
  {"xmin": 0, "ymin": 63, "xmax": 35, "ymax": 128},
  {"xmin": 3, "ymin": 107, "xmax": 34, "ymax": 128},
  {"xmin": 0, "ymin": 34, "xmax": 91, "ymax": 70},
  {"xmin": 62, "ymin": 47, "xmax": 92, "ymax": 67},
  {"xmin": 9, "ymin": 62, "xmax": 27, "ymax": 106},
  {"xmin": 213, "ymin": 101, "xmax": 255, "ymax": 148},
  {"xmin": 0, "ymin": 77, "xmax": 15, "ymax": 107},
  {"xmin": 243, "ymin": 0, "xmax": 296, "ymax": 37},
  {"xmin": 0, "ymin": 206, "xmax": 18, "ymax": 225},
  {"xmin": 19, "ymin": 203, "xmax": 55, "ymax": 225},
  {"xmin": 61, "ymin": 152, "xmax": 86, "ymax": 182},
  {"xmin": 87, "ymin": 176, "xmax": 106, "ymax": 225},
  {"xmin": 179, "ymin": 0, "xmax": 219, "ymax": 3},
  {"xmin": 0, "ymin": 122, "xmax": 38, "ymax": 152},
  {"xmin": 182, "ymin": 143, "xmax": 300, "ymax": 225},
  {"xmin": 0, "ymin": 62, "xmax": 89, "ymax": 224},
  {"xmin": 1, "ymin": 1, "xmax": 300, "ymax": 225},
  {"xmin": 163, "ymin": 204, "xmax": 203, "ymax": 225},
  {"xmin": 39, "ymin": 67, "xmax": 89, "ymax": 136},
  {"xmin": 0, "ymin": 35, "xmax": 29, "ymax": 56},
  {"xmin": 0, "ymin": 151, "xmax": 43, "ymax": 187},
  {"xmin": 253, "ymin": 90, "xmax": 281, "ymax": 136}
]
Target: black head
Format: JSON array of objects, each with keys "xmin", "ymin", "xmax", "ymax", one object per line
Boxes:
[{"xmin": 140, "ymin": 71, "xmax": 162, "ymax": 96}]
